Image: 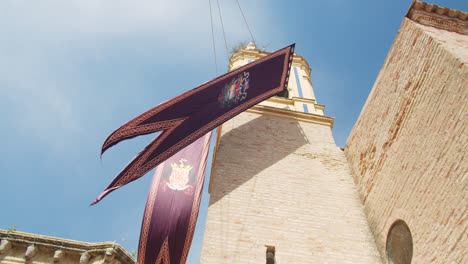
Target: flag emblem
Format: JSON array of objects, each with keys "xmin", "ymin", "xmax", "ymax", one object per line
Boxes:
[
  {"xmin": 219, "ymin": 71, "xmax": 250, "ymax": 108},
  {"xmin": 166, "ymin": 159, "xmax": 193, "ymax": 191}
]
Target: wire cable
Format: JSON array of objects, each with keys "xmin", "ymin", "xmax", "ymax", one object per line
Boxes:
[
  {"xmin": 216, "ymin": 0, "xmax": 230, "ymax": 58},
  {"xmin": 236, "ymin": 0, "xmax": 256, "ymax": 44},
  {"xmin": 208, "ymin": 0, "xmax": 218, "ymax": 76}
]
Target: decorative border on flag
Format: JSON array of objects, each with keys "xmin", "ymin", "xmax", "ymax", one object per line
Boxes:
[
  {"xmin": 103, "ymin": 118, "xmax": 187, "ymax": 153},
  {"xmin": 137, "ymin": 164, "xmax": 165, "ymax": 264},
  {"xmin": 154, "ymin": 237, "xmax": 170, "ymax": 264},
  {"xmin": 180, "ymin": 132, "xmax": 212, "ymax": 263},
  {"xmin": 113, "ymin": 124, "xmax": 179, "ymax": 188}
]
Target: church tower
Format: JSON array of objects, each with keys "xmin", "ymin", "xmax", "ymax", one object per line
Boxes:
[{"xmin": 200, "ymin": 43, "xmax": 380, "ymax": 263}]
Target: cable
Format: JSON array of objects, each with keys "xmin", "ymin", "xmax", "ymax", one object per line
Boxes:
[
  {"xmin": 208, "ymin": 0, "xmax": 218, "ymax": 76},
  {"xmin": 236, "ymin": 0, "xmax": 256, "ymax": 44},
  {"xmin": 216, "ymin": 0, "xmax": 230, "ymax": 58}
]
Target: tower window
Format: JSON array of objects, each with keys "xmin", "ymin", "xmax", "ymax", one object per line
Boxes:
[
  {"xmin": 276, "ymin": 89, "xmax": 289, "ymax": 98},
  {"xmin": 265, "ymin": 245, "xmax": 275, "ymax": 264}
]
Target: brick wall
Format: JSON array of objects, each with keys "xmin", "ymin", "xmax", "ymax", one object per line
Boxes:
[
  {"xmin": 345, "ymin": 18, "xmax": 468, "ymax": 263},
  {"xmin": 201, "ymin": 112, "xmax": 380, "ymax": 263}
]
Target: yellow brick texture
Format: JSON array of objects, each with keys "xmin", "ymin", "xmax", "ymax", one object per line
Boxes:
[
  {"xmin": 345, "ymin": 18, "xmax": 468, "ymax": 263},
  {"xmin": 201, "ymin": 112, "xmax": 380, "ymax": 263}
]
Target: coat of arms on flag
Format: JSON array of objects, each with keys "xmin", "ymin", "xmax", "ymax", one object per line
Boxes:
[
  {"xmin": 218, "ymin": 71, "xmax": 250, "ymax": 108},
  {"xmin": 138, "ymin": 132, "xmax": 213, "ymax": 264},
  {"xmin": 166, "ymin": 159, "xmax": 192, "ymax": 191}
]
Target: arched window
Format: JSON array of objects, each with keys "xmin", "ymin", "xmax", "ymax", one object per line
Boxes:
[{"xmin": 386, "ymin": 219, "xmax": 413, "ymax": 264}]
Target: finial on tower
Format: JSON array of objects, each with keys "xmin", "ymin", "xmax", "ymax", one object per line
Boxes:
[{"xmin": 246, "ymin": 42, "xmax": 256, "ymax": 50}]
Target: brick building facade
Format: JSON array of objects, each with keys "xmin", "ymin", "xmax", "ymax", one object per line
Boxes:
[
  {"xmin": 345, "ymin": 1, "xmax": 468, "ymax": 263},
  {"xmin": 202, "ymin": 1, "xmax": 467, "ymax": 263}
]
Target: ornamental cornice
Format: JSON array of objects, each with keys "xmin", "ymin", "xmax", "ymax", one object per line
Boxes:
[
  {"xmin": 291, "ymin": 97, "xmax": 317, "ymax": 105},
  {"xmin": 0, "ymin": 230, "xmax": 135, "ymax": 264},
  {"xmin": 290, "ymin": 97, "xmax": 324, "ymax": 111},
  {"xmin": 267, "ymin": 96, "xmax": 295, "ymax": 105},
  {"xmin": 229, "ymin": 48, "xmax": 311, "ymax": 74},
  {"xmin": 246, "ymin": 105, "xmax": 334, "ymax": 128},
  {"xmin": 407, "ymin": 0, "xmax": 468, "ymax": 35}
]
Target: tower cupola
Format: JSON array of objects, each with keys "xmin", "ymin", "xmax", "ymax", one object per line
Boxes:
[{"xmin": 228, "ymin": 45, "xmax": 333, "ymax": 127}]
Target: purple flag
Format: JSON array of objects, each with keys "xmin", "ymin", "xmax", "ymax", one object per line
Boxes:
[
  {"xmin": 92, "ymin": 44, "xmax": 294, "ymax": 204},
  {"xmin": 138, "ymin": 132, "xmax": 212, "ymax": 264}
]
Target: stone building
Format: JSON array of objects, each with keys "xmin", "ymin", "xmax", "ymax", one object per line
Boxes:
[
  {"xmin": 0, "ymin": 230, "xmax": 135, "ymax": 264},
  {"xmin": 201, "ymin": 1, "xmax": 467, "ymax": 263}
]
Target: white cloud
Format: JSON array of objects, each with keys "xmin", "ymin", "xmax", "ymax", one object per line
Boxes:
[
  {"xmin": 0, "ymin": 0, "xmax": 270, "ymax": 48},
  {"xmin": 2, "ymin": 0, "xmax": 196, "ymax": 32},
  {"xmin": 0, "ymin": 0, "xmax": 277, "ymax": 152}
]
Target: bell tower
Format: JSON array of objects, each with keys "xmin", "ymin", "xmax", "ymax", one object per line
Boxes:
[{"xmin": 200, "ymin": 43, "xmax": 380, "ymax": 263}]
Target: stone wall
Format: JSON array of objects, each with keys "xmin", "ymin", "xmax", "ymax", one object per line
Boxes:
[
  {"xmin": 345, "ymin": 17, "xmax": 468, "ymax": 263},
  {"xmin": 0, "ymin": 230, "xmax": 135, "ymax": 264},
  {"xmin": 201, "ymin": 111, "xmax": 380, "ymax": 263}
]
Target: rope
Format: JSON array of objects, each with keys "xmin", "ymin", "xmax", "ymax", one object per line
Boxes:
[
  {"xmin": 236, "ymin": 0, "xmax": 256, "ymax": 44},
  {"xmin": 216, "ymin": 0, "xmax": 230, "ymax": 58},
  {"xmin": 208, "ymin": 0, "xmax": 218, "ymax": 76}
]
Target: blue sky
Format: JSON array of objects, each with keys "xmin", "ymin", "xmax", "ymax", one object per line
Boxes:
[{"xmin": 1, "ymin": 0, "xmax": 467, "ymax": 263}]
